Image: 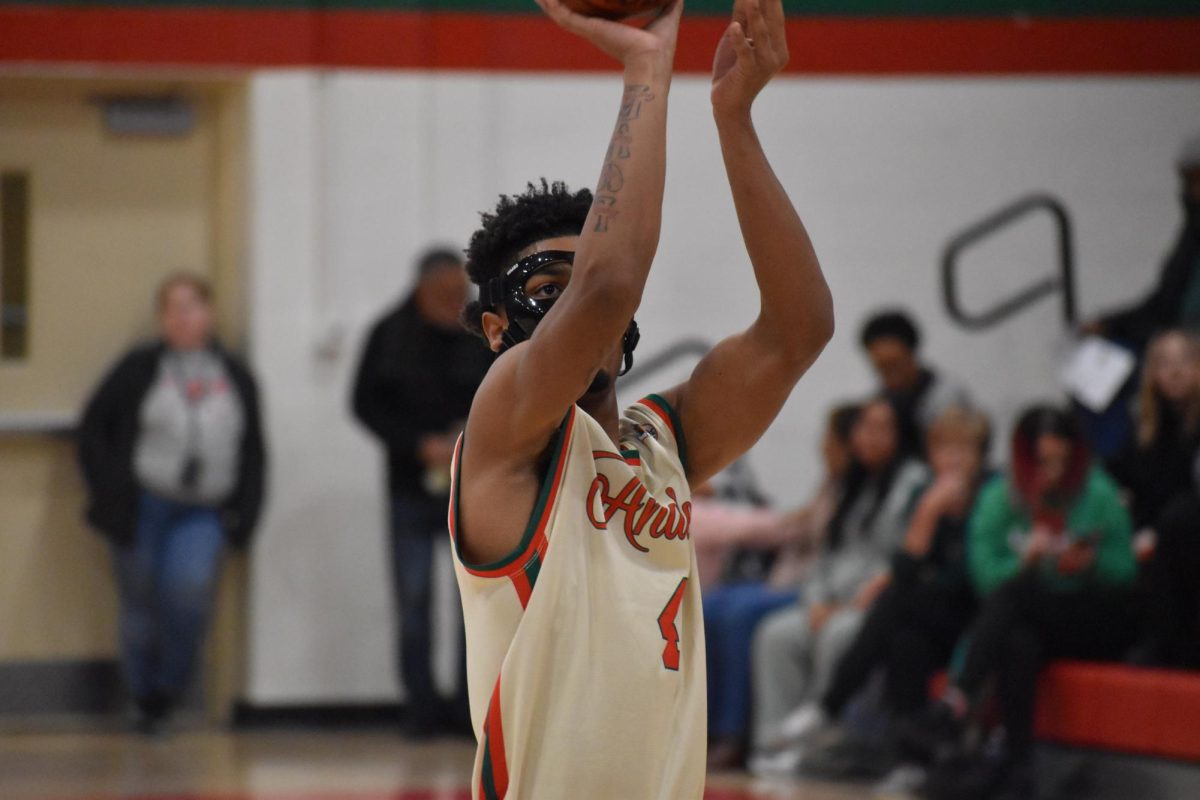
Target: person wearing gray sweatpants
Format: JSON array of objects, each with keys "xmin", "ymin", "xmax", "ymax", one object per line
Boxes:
[{"xmin": 750, "ymin": 398, "xmax": 928, "ymax": 762}]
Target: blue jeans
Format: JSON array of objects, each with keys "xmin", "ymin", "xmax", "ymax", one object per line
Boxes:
[
  {"xmin": 112, "ymin": 492, "xmax": 225, "ymax": 701},
  {"xmin": 391, "ymin": 493, "xmax": 464, "ymax": 724},
  {"xmin": 704, "ymin": 582, "xmax": 800, "ymax": 738}
]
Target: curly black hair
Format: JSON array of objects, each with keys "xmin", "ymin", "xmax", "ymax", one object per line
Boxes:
[{"xmin": 461, "ymin": 179, "xmax": 593, "ymax": 337}]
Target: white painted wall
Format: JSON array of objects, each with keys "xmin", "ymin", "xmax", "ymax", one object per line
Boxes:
[{"xmin": 246, "ymin": 69, "xmax": 1200, "ymax": 703}]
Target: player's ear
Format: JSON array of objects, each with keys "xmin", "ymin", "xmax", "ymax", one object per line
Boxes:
[{"xmin": 481, "ymin": 309, "xmax": 508, "ymax": 353}]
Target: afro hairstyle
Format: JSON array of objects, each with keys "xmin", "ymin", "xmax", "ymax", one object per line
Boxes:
[{"xmin": 461, "ymin": 179, "xmax": 592, "ymax": 337}]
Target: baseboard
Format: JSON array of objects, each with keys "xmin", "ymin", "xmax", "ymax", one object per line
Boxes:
[{"xmin": 0, "ymin": 659, "xmax": 124, "ymax": 715}]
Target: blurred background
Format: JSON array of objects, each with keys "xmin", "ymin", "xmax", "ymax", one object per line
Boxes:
[{"xmin": 0, "ymin": 2, "xmax": 1198, "ymax": 799}]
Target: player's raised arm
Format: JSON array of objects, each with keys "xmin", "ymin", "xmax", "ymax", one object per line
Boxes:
[
  {"xmin": 662, "ymin": 0, "xmax": 834, "ymax": 484},
  {"xmin": 457, "ymin": 1, "xmax": 683, "ymax": 565},
  {"xmin": 468, "ymin": 0, "xmax": 682, "ymax": 455}
]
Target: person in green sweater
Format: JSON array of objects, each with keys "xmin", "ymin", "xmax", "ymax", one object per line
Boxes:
[{"xmin": 903, "ymin": 405, "xmax": 1138, "ymax": 800}]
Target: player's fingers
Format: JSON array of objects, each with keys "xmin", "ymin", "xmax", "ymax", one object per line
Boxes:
[
  {"xmin": 538, "ymin": 0, "xmax": 599, "ymax": 36},
  {"xmin": 763, "ymin": 0, "xmax": 789, "ymax": 63},
  {"xmin": 728, "ymin": 20, "xmax": 754, "ymax": 62},
  {"xmin": 730, "ymin": 0, "xmax": 753, "ymax": 30},
  {"xmin": 746, "ymin": 0, "xmax": 775, "ymax": 63},
  {"xmin": 646, "ymin": 0, "xmax": 685, "ymax": 34}
]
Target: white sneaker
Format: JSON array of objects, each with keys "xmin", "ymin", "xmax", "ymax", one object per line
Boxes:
[
  {"xmin": 774, "ymin": 703, "xmax": 831, "ymax": 747},
  {"xmin": 748, "ymin": 747, "xmax": 804, "ymax": 778},
  {"xmin": 872, "ymin": 763, "xmax": 926, "ymax": 797}
]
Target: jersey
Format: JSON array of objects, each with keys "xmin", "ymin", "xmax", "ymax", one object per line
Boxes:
[{"xmin": 448, "ymin": 394, "xmax": 706, "ymax": 800}]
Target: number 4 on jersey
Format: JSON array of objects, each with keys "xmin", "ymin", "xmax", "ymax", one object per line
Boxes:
[{"xmin": 657, "ymin": 577, "xmax": 688, "ymax": 671}]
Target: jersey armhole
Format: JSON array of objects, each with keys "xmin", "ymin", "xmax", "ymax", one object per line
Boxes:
[
  {"xmin": 449, "ymin": 407, "xmax": 576, "ymax": 578},
  {"xmin": 635, "ymin": 393, "xmax": 689, "ymax": 474}
]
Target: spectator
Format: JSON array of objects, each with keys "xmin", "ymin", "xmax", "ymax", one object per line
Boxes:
[
  {"xmin": 701, "ymin": 403, "xmax": 858, "ymax": 770},
  {"xmin": 1083, "ymin": 135, "xmax": 1200, "ymax": 350},
  {"xmin": 860, "ymin": 310, "xmax": 972, "ymax": 454},
  {"xmin": 1107, "ymin": 329, "xmax": 1200, "ymax": 530},
  {"xmin": 351, "ymin": 247, "xmax": 492, "ymax": 737},
  {"xmin": 750, "ymin": 397, "xmax": 929, "ymax": 772},
  {"xmin": 766, "ymin": 408, "xmax": 992, "ymax": 777},
  {"xmin": 78, "ymin": 273, "xmax": 266, "ymax": 733},
  {"xmin": 901, "ymin": 406, "xmax": 1136, "ymax": 800},
  {"xmin": 1138, "ymin": 476, "xmax": 1200, "ymax": 669}
]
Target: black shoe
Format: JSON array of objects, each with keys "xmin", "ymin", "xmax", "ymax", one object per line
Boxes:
[
  {"xmin": 921, "ymin": 753, "xmax": 1005, "ymax": 800},
  {"xmin": 133, "ymin": 691, "xmax": 172, "ymax": 736},
  {"xmin": 894, "ymin": 703, "xmax": 965, "ymax": 765},
  {"xmin": 992, "ymin": 758, "xmax": 1036, "ymax": 800}
]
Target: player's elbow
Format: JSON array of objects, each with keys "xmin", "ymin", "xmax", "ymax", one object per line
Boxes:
[{"xmin": 774, "ymin": 289, "xmax": 835, "ymax": 366}]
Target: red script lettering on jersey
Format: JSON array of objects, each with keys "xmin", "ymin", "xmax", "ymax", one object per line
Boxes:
[{"xmin": 586, "ymin": 475, "xmax": 691, "ymax": 553}]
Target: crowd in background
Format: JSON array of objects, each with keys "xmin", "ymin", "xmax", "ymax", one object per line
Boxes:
[
  {"xmin": 73, "ymin": 135, "xmax": 1200, "ymax": 799},
  {"xmin": 693, "ymin": 136, "xmax": 1200, "ymax": 800}
]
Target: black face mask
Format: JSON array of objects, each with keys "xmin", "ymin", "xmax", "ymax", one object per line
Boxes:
[{"xmin": 479, "ymin": 249, "xmax": 640, "ymax": 379}]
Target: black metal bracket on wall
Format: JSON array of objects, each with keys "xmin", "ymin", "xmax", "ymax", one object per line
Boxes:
[{"xmin": 942, "ymin": 193, "xmax": 1077, "ymax": 332}]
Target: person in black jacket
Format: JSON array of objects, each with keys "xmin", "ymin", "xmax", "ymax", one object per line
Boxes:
[
  {"xmin": 1107, "ymin": 329, "xmax": 1200, "ymax": 530},
  {"xmin": 351, "ymin": 247, "xmax": 491, "ymax": 737},
  {"xmin": 78, "ymin": 273, "xmax": 266, "ymax": 733},
  {"xmin": 1084, "ymin": 136, "xmax": 1200, "ymax": 349}
]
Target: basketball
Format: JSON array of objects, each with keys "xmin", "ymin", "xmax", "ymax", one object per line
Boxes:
[{"xmin": 561, "ymin": 0, "xmax": 670, "ymax": 19}]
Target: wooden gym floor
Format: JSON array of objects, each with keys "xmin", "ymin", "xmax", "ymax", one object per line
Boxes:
[{"xmin": 0, "ymin": 727, "xmax": 875, "ymax": 800}]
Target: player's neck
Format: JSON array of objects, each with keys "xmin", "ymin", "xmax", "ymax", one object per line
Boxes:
[{"xmin": 579, "ymin": 390, "xmax": 621, "ymax": 444}]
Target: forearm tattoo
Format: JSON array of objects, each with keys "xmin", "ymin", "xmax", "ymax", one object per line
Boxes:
[{"xmin": 594, "ymin": 84, "xmax": 655, "ymax": 234}]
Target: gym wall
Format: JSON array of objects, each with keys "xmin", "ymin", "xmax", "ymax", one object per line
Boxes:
[{"xmin": 2, "ymin": 1, "xmax": 1198, "ymax": 706}]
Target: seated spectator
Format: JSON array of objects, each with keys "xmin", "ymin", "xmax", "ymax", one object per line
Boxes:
[
  {"xmin": 860, "ymin": 310, "xmax": 972, "ymax": 454},
  {"xmin": 763, "ymin": 408, "xmax": 992, "ymax": 777},
  {"xmin": 1139, "ymin": 479, "xmax": 1200, "ymax": 669},
  {"xmin": 1107, "ymin": 329, "xmax": 1200, "ymax": 530},
  {"xmin": 900, "ymin": 406, "xmax": 1136, "ymax": 800},
  {"xmin": 78, "ymin": 273, "xmax": 266, "ymax": 733},
  {"xmin": 702, "ymin": 404, "xmax": 858, "ymax": 769},
  {"xmin": 750, "ymin": 397, "xmax": 929, "ymax": 771},
  {"xmin": 1082, "ymin": 134, "xmax": 1200, "ymax": 350}
]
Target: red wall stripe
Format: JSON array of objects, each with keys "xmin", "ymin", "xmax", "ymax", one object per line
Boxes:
[{"xmin": 0, "ymin": 8, "xmax": 1198, "ymax": 73}]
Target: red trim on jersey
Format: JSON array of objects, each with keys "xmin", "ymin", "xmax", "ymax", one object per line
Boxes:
[
  {"xmin": 451, "ymin": 407, "xmax": 575, "ymax": 579},
  {"xmin": 636, "ymin": 397, "xmax": 676, "ymax": 438},
  {"xmin": 509, "ymin": 568, "xmax": 533, "ymax": 609},
  {"xmin": 483, "ymin": 675, "xmax": 510, "ymax": 798}
]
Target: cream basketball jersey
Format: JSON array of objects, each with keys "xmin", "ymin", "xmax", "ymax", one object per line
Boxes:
[{"xmin": 449, "ymin": 394, "xmax": 706, "ymax": 800}]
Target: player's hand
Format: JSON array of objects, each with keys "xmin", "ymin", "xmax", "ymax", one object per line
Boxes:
[
  {"xmin": 711, "ymin": 0, "xmax": 788, "ymax": 117},
  {"xmin": 536, "ymin": 0, "xmax": 684, "ymax": 73}
]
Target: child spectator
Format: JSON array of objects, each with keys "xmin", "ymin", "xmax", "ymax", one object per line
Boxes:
[
  {"xmin": 901, "ymin": 406, "xmax": 1137, "ymax": 800},
  {"xmin": 761, "ymin": 408, "xmax": 992, "ymax": 778}
]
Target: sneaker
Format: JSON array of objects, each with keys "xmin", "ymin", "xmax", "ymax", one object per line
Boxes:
[
  {"xmin": 892, "ymin": 702, "xmax": 964, "ymax": 765},
  {"xmin": 766, "ymin": 703, "xmax": 831, "ymax": 750},
  {"xmin": 706, "ymin": 736, "xmax": 746, "ymax": 772},
  {"xmin": 873, "ymin": 763, "xmax": 927, "ymax": 795},
  {"xmin": 992, "ymin": 758, "xmax": 1036, "ymax": 800},
  {"xmin": 747, "ymin": 747, "xmax": 804, "ymax": 778},
  {"xmin": 132, "ymin": 691, "xmax": 172, "ymax": 736}
]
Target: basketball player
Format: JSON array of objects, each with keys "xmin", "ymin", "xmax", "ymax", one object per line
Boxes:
[{"xmin": 451, "ymin": 0, "xmax": 832, "ymax": 796}]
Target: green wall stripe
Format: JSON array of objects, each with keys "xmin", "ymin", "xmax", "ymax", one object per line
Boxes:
[{"xmin": 4, "ymin": 0, "xmax": 1200, "ymax": 15}]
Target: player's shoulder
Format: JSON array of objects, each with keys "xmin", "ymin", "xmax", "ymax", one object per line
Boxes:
[{"xmin": 621, "ymin": 393, "xmax": 689, "ymax": 468}]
